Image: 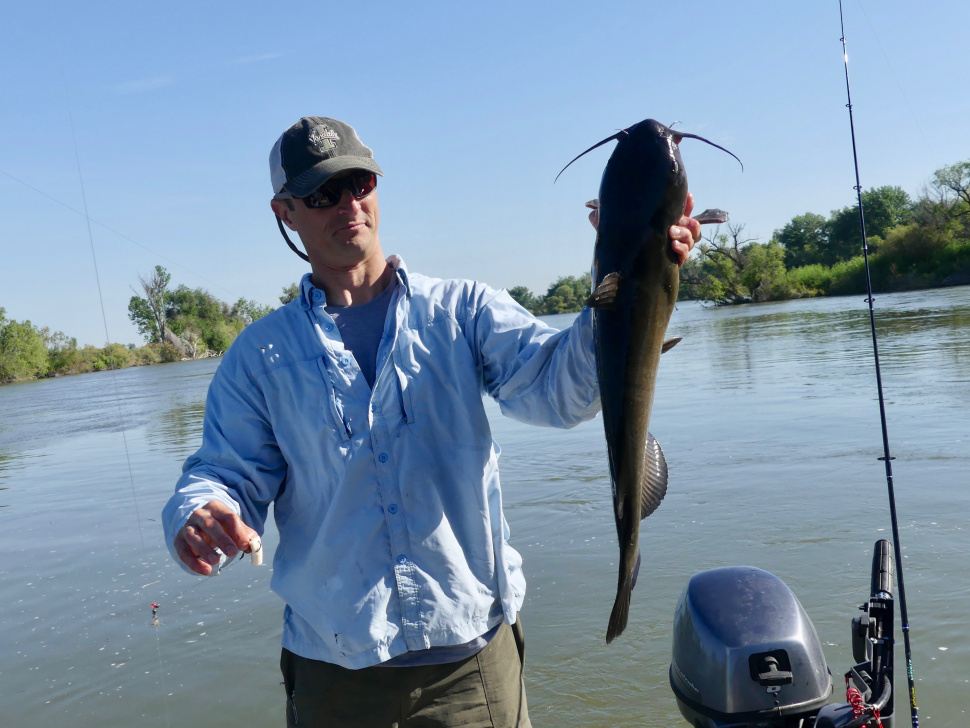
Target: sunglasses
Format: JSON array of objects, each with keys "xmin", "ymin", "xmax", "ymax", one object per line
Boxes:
[{"xmin": 283, "ymin": 171, "xmax": 378, "ymax": 209}]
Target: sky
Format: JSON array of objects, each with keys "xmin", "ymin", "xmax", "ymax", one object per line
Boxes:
[{"xmin": 2, "ymin": 0, "xmax": 968, "ymax": 347}]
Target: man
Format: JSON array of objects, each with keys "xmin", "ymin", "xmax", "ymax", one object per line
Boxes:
[{"xmin": 162, "ymin": 116, "xmax": 701, "ymax": 727}]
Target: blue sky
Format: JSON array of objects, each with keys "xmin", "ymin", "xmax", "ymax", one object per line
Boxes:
[{"xmin": 2, "ymin": 0, "xmax": 968, "ymax": 346}]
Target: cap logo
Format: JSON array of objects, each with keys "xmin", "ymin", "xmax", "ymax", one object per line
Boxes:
[{"xmin": 308, "ymin": 124, "xmax": 340, "ymax": 156}]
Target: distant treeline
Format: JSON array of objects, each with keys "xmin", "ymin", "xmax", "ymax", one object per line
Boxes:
[
  {"xmin": 5, "ymin": 158, "xmax": 968, "ymax": 383},
  {"xmin": 507, "ymin": 274, "xmax": 592, "ymax": 316},
  {"xmin": 680, "ymin": 157, "xmax": 970, "ymax": 304},
  {"xmin": 508, "ymin": 156, "xmax": 970, "ymax": 312},
  {"xmin": 0, "ymin": 268, "xmax": 292, "ymax": 384}
]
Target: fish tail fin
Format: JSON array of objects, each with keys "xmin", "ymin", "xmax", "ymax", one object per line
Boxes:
[{"xmin": 606, "ymin": 575, "xmax": 634, "ymax": 644}]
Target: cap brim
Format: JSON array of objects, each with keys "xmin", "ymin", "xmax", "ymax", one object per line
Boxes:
[{"xmin": 285, "ymin": 157, "xmax": 384, "ymax": 197}]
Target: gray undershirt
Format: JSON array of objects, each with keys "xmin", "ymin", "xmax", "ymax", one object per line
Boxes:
[{"xmin": 325, "ymin": 276, "xmax": 397, "ymax": 388}]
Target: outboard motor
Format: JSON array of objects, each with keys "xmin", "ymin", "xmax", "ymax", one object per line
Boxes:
[
  {"xmin": 670, "ymin": 541, "xmax": 895, "ymax": 728},
  {"xmin": 670, "ymin": 565, "xmax": 832, "ymax": 726}
]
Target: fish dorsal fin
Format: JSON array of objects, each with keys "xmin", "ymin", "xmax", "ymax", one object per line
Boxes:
[
  {"xmin": 586, "ymin": 272, "xmax": 621, "ymax": 308},
  {"xmin": 661, "ymin": 336, "xmax": 683, "ymax": 353},
  {"xmin": 640, "ymin": 432, "xmax": 668, "ymax": 520}
]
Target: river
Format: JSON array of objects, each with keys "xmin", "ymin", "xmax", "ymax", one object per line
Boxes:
[{"xmin": 1, "ymin": 287, "xmax": 967, "ymax": 726}]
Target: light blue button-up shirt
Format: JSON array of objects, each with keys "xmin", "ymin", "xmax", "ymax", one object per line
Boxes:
[{"xmin": 162, "ymin": 256, "xmax": 600, "ymax": 669}]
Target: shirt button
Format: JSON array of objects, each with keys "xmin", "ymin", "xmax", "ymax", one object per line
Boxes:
[
  {"xmin": 378, "ymin": 452, "xmax": 388, "ymax": 463},
  {"xmin": 388, "ymin": 504, "xmax": 398, "ymax": 514},
  {"xmin": 324, "ymin": 323, "xmax": 334, "ymax": 332},
  {"xmin": 339, "ymin": 357, "xmax": 350, "ymax": 367},
  {"xmin": 312, "ymin": 290, "xmax": 323, "ymax": 301},
  {"xmin": 397, "ymin": 555, "xmax": 407, "ymax": 565}
]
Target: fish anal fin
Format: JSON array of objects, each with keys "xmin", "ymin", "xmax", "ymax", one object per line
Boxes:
[
  {"xmin": 640, "ymin": 432, "xmax": 668, "ymax": 520},
  {"xmin": 661, "ymin": 336, "xmax": 683, "ymax": 354},
  {"xmin": 586, "ymin": 272, "xmax": 621, "ymax": 309}
]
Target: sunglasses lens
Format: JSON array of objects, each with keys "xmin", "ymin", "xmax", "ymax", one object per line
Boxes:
[
  {"xmin": 304, "ymin": 185, "xmax": 341, "ymax": 208},
  {"xmin": 302, "ymin": 172, "xmax": 377, "ymax": 208},
  {"xmin": 352, "ymin": 171, "xmax": 377, "ymax": 198}
]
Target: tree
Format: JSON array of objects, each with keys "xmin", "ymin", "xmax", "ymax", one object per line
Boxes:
[
  {"xmin": 695, "ymin": 224, "xmax": 756, "ymax": 304},
  {"xmin": 166, "ymin": 285, "xmax": 246, "ymax": 356},
  {"xmin": 932, "ymin": 159, "xmax": 970, "ymax": 212},
  {"xmin": 826, "ymin": 186, "xmax": 914, "ymax": 264},
  {"xmin": 863, "ymin": 186, "xmax": 913, "ymax": 236},
  {"xmin": 128, "ymin": 265, "xmax": 172, "ymax": 343},
  {"xmin": 507, "ymin": 286, "xmax": 538, "ymax": 313},
  {"xmin": 774, "ymin": 212, "xmax": 828, "ymax": 268},
  {"xmin": 539, "ymin": 273, "xmax": 591, "ymax": 315},
  {"xmin": 741, "ymin": 242, "xmax": 792, "ymax": 302},
  {"xmin": 280, "ymin": 283, "xmax": 300, "ymax": 305},
  {"xmin": 235, "ymin": 298, "xmax": 275, "ymax": 324},
  {"xmin": 41, "ymin": 327, "xmax": 78, "ymax": 375},
  {"xmin": 0, "ymin": 308, "xmax": 49, "ymax": 381}
]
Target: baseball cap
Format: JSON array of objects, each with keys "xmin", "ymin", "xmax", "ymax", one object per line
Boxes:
[{"xmin": 269, "ymin": 117, "xmax": 384, "ymax": 196}]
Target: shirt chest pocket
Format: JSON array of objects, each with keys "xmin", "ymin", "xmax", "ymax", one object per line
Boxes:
[{"xmin": 394, "ymin": 323, "xmax": 492, "ymax": 448}]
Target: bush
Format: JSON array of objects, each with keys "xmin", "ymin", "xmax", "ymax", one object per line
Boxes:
[
  {"xmin": 0, "ymin": 313, "xmax": 48, "ymax": 381},
  {"xmin": 786, "ymin": 264, "xmax": 833, "ymax": 295},
  {"xmin": 157, "ymin": 343, "xmax": 183, "ymax": 363}
]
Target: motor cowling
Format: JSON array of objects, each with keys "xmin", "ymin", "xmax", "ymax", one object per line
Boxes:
[{"xmin": 670, "ymin": 566, "xmax": 833, "ymax": 727}]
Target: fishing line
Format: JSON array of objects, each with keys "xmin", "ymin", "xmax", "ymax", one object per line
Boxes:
[
  {"xmin": 63, "ymin": 80, "xmax": 145, "ymax": 550},
  {"xmin": 852, "ymin": 0, "xmax": 930, "ymax": 146},
  {"xmin": 838, "ymin": 4, "xmax": 919, "ymax": 726},
  {"xmin": 0, "ymin": 167, "xmax": 240, "ymax": 299}
]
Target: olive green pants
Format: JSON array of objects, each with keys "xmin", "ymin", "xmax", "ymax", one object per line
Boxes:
[{"xmin": 280, "ymin": 620, "xmax": 531, "ymax": 728}]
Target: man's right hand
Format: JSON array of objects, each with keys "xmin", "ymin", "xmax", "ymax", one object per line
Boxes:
[{"xmin": 174, "ymin": 500, "xmax": 259, "ymax": 576}]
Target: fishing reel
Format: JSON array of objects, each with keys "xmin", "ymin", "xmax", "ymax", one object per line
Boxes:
[{"xmin": 669, "ymin": 540, "xmax": 895, "ymax": 728}]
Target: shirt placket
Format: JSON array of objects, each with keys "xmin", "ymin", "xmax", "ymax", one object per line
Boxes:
[{"xmin": 369, "ymin": 289, "xmax": 427, "ymax": 651}]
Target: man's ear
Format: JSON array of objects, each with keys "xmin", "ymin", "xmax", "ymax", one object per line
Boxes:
[{"xmin": 270, "ymin": 199, "xmax": 298, "ymax": 231}]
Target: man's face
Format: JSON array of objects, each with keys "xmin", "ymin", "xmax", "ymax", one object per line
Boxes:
[{"xmin": 272, "ymin": 170, "xmax": 382, "ymax": 272}]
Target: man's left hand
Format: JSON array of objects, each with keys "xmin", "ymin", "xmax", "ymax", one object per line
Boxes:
[
  {"xmin": 669, "ymin": 192, "xmax": 701, "ymax": 267},
  {"xmin": 586, "ymin": 192, "xmax": 702, "ymax": 268}
]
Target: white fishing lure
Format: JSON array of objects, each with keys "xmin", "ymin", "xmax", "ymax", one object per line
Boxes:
[{"xmin": 249, "ymin": 536, "xmax": 263, "ymax": 566}]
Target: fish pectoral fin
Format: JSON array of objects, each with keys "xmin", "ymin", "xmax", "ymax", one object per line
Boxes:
[
  {"xmin": 693, "ymin": 208, "xmax": 730, "ymax": 225},
  {"xmin": 586, "ymin": 272, "xmax": 621, "ymax": 309},
  {"xmin": 661, "ymin": 336, "xmax": 683, "ymax": 354},
  {"xmin": 640, "ymin": 433, "xmax": 669, "ymax": 520}
]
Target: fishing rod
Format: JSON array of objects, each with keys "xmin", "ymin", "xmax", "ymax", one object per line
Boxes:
[{"xmin": 838, "ymin": 3, "xmax": 919, "ymax": 726}]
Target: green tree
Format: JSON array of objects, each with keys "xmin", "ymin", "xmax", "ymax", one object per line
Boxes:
[
  {"xmin": 0, "ymin": 308, "xmax": 49, "ymax": 381},
  {"xmin": 826, "ymin": 186, "xmax": 914, "ymax": 264},
  {"xmin": 167, "ymin": 285, "xmax": 247, "ymax": 356},
  {"xmin": 539, "ymin": 273, "xmax": 591, "ymax": 315},
  {"xmin": 42, "ymin": 327, "xmax": 78, "ymax": 375},
  {"xmin": 128, "ymin": 265, "xmax": 172, "ymax": 343},
  {"xmin": 774, "ymin": 212, "xmax": 828, "ymax": 268},
  {"xmin": 695, "ymin": 224, "xmax": 754, "ymax": 304},
  {"xmin": 742, "ymin": 242, "xmax": 794, "ymax": 302},
  {"xmin": 235, "ymin": 298, "xmax": 275, "ymax": 324},
  {"xmin": 280, "ymin": 283, "xmax": 300, "ymax": 305},
  {"xmin": 931, "ymin": 159, "xmax": 970, "ymax": 213},
  {"xmin": 507, "ymin": 286, "xmax": 538, "ymax": 313},
  {"xmin": 863, "ymin": 186, "xmax": 913, "ymax": 237}
]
